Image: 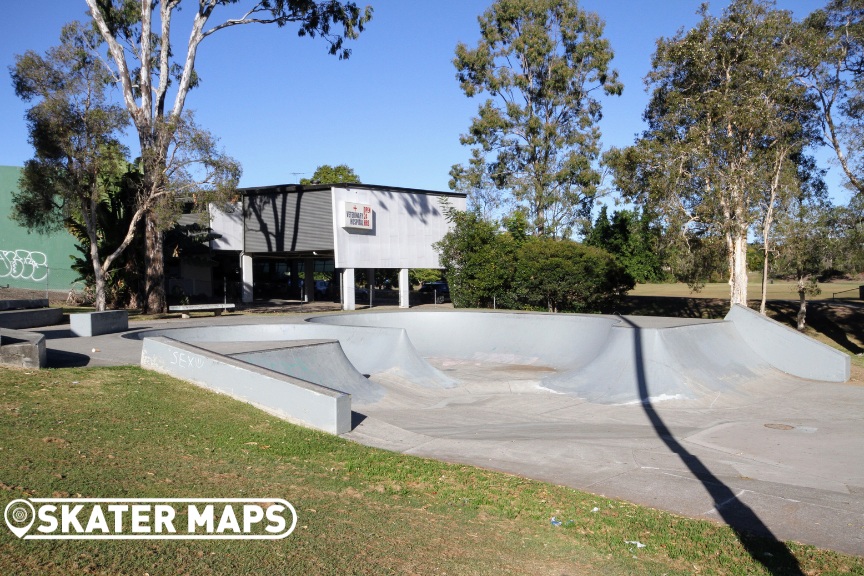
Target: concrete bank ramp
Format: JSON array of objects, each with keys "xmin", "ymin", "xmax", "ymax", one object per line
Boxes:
[
  {"xmin": 176, "ymin": 338, "xmax": 385, "ymax": 405},
  {"xmin": 136, "ymin": 323, "xmax": 455, "ymax": 395},
  {"xmin": 541, "ymin": 319, "xmax": 781, "ymax": 404},
  {"xmin": 310, "ymin": 308, "xmax": 849, "ymax": 404}
]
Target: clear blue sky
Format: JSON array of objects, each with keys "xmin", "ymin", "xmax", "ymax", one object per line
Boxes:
[{"xmin": 1, "ymin": 0, "xmax": 848, "ymax": 204}]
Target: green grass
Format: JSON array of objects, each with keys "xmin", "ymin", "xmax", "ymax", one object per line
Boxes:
[
  {"xmin": 0, "ymin": 366, "xmax": 861, "ymax": 575},
  {"xmin": 629, "ymin": 279, "xmax": 862, "ymax": 301}
]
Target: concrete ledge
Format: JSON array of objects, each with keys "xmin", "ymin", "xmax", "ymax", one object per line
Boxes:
[
  {"xmin": 140, "ymin": 336, "xmax": 351, "ymax": 435},
  {"xmin": 70, "ymin": 310, "xmax": 128, "ymax": 337},
  {"xmin": 725, "ymin": 304, "xmax": 850, "ymax": 382},
  {"xmin": 0, "ymin": 299, "xmax": 49, "ymax": 311},
  {"xmin": 169, "ymin": 304, "xmax": 235, "ymax": 318},
  {"xmin": 0, "ymin": 328, "xmax": 46, "ymax": 369},
  {"xmin": 0, "ymin": 307, "xmax": 62, "ymax": 329}
]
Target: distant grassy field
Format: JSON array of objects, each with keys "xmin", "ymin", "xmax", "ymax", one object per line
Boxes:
[
  {"xmin": 621, "ymin": 280, "xmax": 864, "ymax": 381},
  {"xmin": 1, "ymin": 366, "xmax": 862, "ymax": 575},
  {"xmin": 629, "ymin": 279, "xmax": 862, "ymax": 301}
]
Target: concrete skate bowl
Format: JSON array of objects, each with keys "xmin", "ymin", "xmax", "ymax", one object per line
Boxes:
[
  {"xmin": 135, "ymin": 309, "xmax": 864, "ymax": 555},
  {"xmin": 307, "ymin": 308, "xmax": 849, "ymax": 405},
  {"xmin": 137, "ymin": 307, "xmax": 848, "ymax": 431}
]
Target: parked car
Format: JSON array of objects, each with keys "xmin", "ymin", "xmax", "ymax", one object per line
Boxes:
[{"xmin": 419, "ymin": 281, "xmax": 450, "ymax": 304}]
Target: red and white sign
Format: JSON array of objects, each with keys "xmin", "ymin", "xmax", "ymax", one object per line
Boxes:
[{"xmin": 341, "ymin": 202, "xmax": 373, "ymax": 230}]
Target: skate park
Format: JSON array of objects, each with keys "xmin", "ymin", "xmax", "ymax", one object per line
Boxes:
[{"xmin": 118, "ymin": 306, "xmax": 864, "ymax": 555}]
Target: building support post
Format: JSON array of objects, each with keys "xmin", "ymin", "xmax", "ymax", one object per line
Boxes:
[
  {"xmin": 367, "ymin": 268, "xmax": 375, "ymax": 308},
  {"xmin": 303, "ymin": 258, "xmax": 314, "ymax": 302},
  {"xmin": 241, "ymin": 253, "xmax": 254, "ymax": 303},
  {"xmin": 399, "ymin": 268, "xmax": 410, "ymax": 308},
  {"xmin": 342, "ymin": 268, "xmax": 355, "ymax": 311}
]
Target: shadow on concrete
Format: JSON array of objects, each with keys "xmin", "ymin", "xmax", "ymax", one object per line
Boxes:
[
  {"xmin": 46, "ymin": 348, "xmax": 91, "ymax": 368},
  {"xmin": 33, "ymin": 328, "xmax": 74, "ymax": 340},
  {"xmin": 622, "ymin": 316, "xmax": 804, "ymax": 575},
  {"xmin": 351, "ymin": 411, "xmax": 367, "ymax": 429}
]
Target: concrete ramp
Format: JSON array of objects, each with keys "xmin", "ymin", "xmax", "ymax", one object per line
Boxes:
[
  {"xmin": 229, "ymin": 341, "xmax": 384, "ymax": 405},
  {"xmin": 308, "ymin": 311, "xmax": 616, "ymax": 369},
  {"xmin": 136, "ymin": 323, "xmax": 455, "ymax": 392},
  {"xmin": 141, "ymin": 336, "xmax": 351, "ymax": 434},
  {"xmin": 542, "ymin": 320, "xmax": 781, "ymax": 404}
]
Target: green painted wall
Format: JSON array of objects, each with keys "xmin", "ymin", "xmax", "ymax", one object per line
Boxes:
[{"xmin": 0, "ymin": 166, "xmax": 79, "ymax": 292}]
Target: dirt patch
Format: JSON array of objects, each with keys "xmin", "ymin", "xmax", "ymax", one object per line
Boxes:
[{"xmin": 502, "ymin": 364, "xmax": 556, "ymax": 373}]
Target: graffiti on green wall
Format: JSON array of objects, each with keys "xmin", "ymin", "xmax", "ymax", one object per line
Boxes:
[{"xmin": 0, "ymin": 249, "xmax": 48, "ymax": 282}]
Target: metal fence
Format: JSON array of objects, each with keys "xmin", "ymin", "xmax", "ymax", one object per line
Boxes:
[{"xmin": 0, "ymin": 265, "xmax": 84, "ymax": 305}]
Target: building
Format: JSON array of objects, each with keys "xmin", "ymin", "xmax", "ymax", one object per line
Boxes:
[{"xmin": 209, "ymin": 183, "xmax": 466, "ymax": 310}]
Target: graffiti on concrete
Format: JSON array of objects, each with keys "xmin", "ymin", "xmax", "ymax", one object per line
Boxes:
[
  {"xmin": 171, "ymin": 350, "xmax": 205, "ymax": 370},
  {"xmin": 0, "ymin": 249, "xmax": 48, "ymax": 282}
]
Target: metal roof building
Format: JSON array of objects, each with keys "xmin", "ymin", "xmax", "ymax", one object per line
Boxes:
[{"xmin": 209, "ymin": 183, "xmax": 466, "ymax": 310}]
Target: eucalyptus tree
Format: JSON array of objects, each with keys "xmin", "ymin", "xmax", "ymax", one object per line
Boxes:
[
  {"xmin": 796, "ymin": 0, "xmax": 864, "ymax": 196},
  {"xmin": 605, "ymin": 0, "xmax": 818, "ymax": 308},
  {"xmin": 451, "ymin": 0, "xmax": 622, "ymax": 238},
  {"xmin": 771, "ymin": 197, "xmax": 834, "ymax": 330},
  {"xmin": 84, "ymin": 0, "xmax": 372, "ymax": 312},
  {"xmin": 11, "ymin": 22, "xmax": 133, "ymax": 311}
]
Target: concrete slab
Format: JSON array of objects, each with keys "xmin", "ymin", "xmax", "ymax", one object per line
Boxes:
[
  {"xmin": 70, "ymin": 310, "xmax": 129, "ymax": 337},
  {"xmin": 0, "ymin": 307, "xmax": 62, "ymax": 329}
]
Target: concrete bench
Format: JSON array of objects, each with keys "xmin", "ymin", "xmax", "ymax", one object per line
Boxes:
[
  {"xmin": 169, "ymin": 303, "xmax": 236, "ymax": 318},
  {"xmin": 0, "ymin": 307, "xmax": 62, "ymax": 329},
  {"xmin": 70, "ymin": 310, "xmax": 129, "ymax": 337},
  {"xmin": 0, "ymin": 328, "xmax": 46, "ymax": 368}
]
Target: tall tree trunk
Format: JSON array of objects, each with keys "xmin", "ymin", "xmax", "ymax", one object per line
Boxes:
[
  {"xmin": 760, "ymin": 243, "xmax": 770, "ymax": 315},
  {"xmin": 729, "ymin": 231, "xmax": 749, "ymax": 307},
  {"xmin": 760, "ymin": 149, "xmax": 783, "ymax": 315},
  {"xmin": 796, "ymin": 276, "xmax": 808, "ymax": 331},
  {"xmin": 93, "ymin": 264, "xmax": 107, "ymax": 312},
  {"xmin": 84, "ymin": 196, "xmax": 108, "ymax": 312},
  {"xmin": 145, "ymin": 212, "xmax": 166, "ymax": 313}
]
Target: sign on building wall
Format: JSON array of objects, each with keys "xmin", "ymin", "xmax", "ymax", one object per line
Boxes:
[{"xmin": 340, "ymin": 202, "xmax": 373, "ymax": 231}]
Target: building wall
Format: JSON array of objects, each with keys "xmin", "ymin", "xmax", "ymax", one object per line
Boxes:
[
  {"xmin": 0, "ymin": 166, "xmax": 79, "ymax": 292},
  {"xmin": 209, "ymin": 202, "xmax": 243, "ymax": 251},
  {"xmin": 331, "ymin": 186, "xmax": 466, "ymax": 269},
  {"xmin": 243, "ymin": 189, "xmax": 334, "ymax": 254}
]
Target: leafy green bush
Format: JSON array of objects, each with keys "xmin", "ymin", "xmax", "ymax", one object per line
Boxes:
[{"xmin": 436, "ymin": 211, "xmax": 634, "ymax": 312}]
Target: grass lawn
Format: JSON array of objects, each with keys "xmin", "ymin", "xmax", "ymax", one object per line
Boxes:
[
  {"xmin": 629, "ymin": 279, "xmax": 862, "ymax": 301},
  {"xmin": 0, "ymin": 366, "xmax": 862, "ymax": 575},
  {"xmin": 622, "ymin": 281, "xmax": 864, "ymax": 379}
]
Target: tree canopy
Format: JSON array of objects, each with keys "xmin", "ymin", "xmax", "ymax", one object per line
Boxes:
[
  {"xmin": 11, "ymin": 22, "xmax": 135, "ymax": 311},
  {"xmin": 299, "ymin": 164, "xmax": 361, "ymax": 184},
  {"xmin": 605, "ymin": 0, "xmax": 818, "ymax": 307},
  {"xmin": 84, "ymin": 0, "xmax": 372, "ymax": 311},
  {"xmin": 450, "ymin": 0, "xmax": 622, "ymax": 238},
  {"xmin": 435, "ymin": 211, "xmax": 633, "ymax": 313},
  {"xmin": 796, "ymin": 0, "xmax": 864, "ymax": 196}
]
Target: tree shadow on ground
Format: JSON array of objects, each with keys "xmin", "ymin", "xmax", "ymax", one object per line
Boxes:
[
  {"xmin": 622, "ymin": 316, "xmax": 805, "ymax": 575},
  {"xmin": 767, "ymin": 301, "xmax": 863, "ymax": 355},
  {"xmin": 617, "ymin": 295, "xmax": 729, "ymax": 319}
]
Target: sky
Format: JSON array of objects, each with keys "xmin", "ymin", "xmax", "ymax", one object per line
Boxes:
[{"xmin": 0, "ymin": 0, "xmax": 850, "ymax": 205}]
